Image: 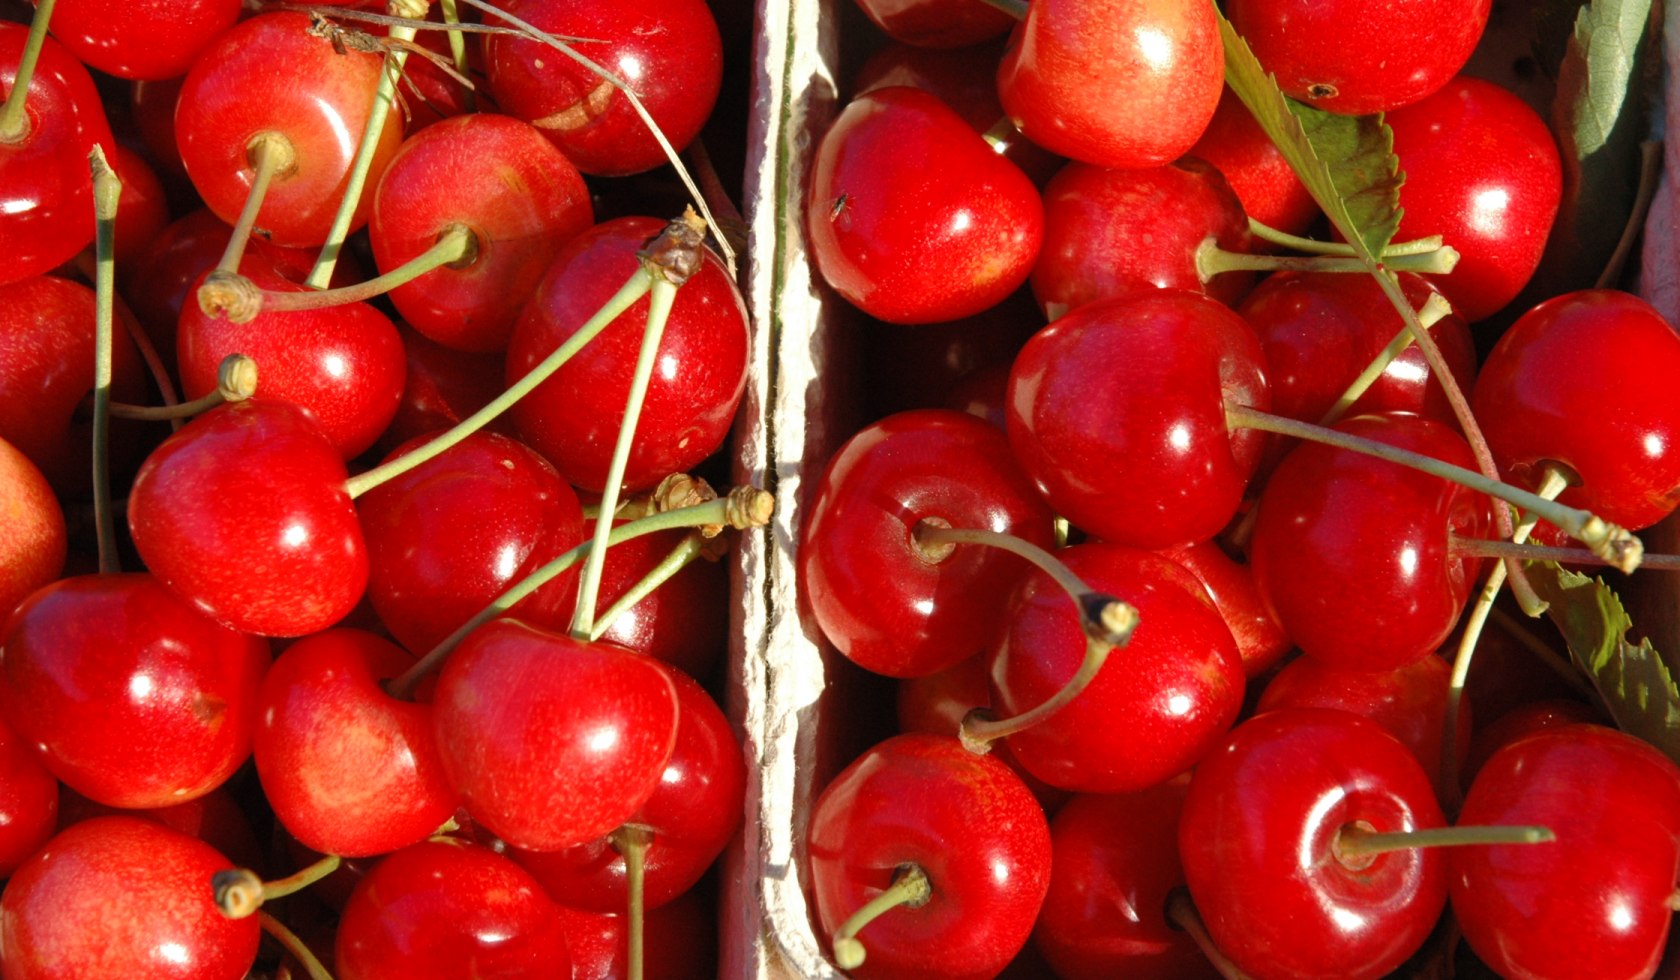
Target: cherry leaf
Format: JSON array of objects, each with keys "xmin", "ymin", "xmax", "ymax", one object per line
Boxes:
[
  {"xmin": 1215, "ymin": 8, "xmax": 1404, "ymax": 261},
  {"xmin": 1526, "ymin": 561, "xmax": 1680, "ymax": 764}
]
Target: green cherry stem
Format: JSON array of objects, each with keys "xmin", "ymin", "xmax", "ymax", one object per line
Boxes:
[
  {"xmin": 1245, "ymin": 217, "xmax": 1444, "ymax": 257},
  {"xmin": 1319, "ymin": 292, "xmax": 1453, "ymax": 427},
  {"xmin": 305, "ymin": 0, "xmax": 427, "ymax": 288},
  {"xmin": 215, "ymin": 134, "xmax": 296, "ymax": 276},
  {"xmin": 832, "ymin": 864, "xmax": 933, "ymax": 972},
  {"xmin": 1451, "ymin": 538, "xmax": 1680, "ymax": 571},
  {"xmin": 200, "ymin": 223, "xmax": 476, "ymax": 322},
  {"xmin": 614, "ymin": 824, "xmax": 653, "ymax": 980},
  {"xmin": 1225, "ymin": 405, "xmax": 1644, "ymax": 573},
  {"xmin": 89, "ymin": 146, "xmax": 120, "ymax": 575},
  {"xmin": 0, "ymin": 0, "xmax": 55, "ymax": 142},
  {"xmin": 384, "ymin": 486, "xmax": 772, "ymax": 700},
  {"xmin": 107, "ymin": 353, "xmax": 258, "ymax": 421},
  {"xmin": 589, "ymin": 531, "xmax": 708, "ymax": 643},
  {"xmin": 213, "ymin": 853, "xmax": 343, "ymax": 919},
  {"xmin": 1196, "ymin": 238, "xmax": 1460, "ymax": 280},
  {"xmin": 1334, "ymin": 823, "xmax": 1554, "ymax": 864},
  {"xmin": 73, "ymin": 251, "xmax": 185, "ymax": 428},
  {"xmin": 258, "ymin": 912, "xmax": 334, "ymax": 980},
  {"xmin": 439, "ymin": 0, "xmax": 475, "ymax": 112}
]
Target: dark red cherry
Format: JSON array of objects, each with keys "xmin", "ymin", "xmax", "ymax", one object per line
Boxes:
[
  {"xmin": 997, "ymin": 0, "xmax": 1223, "ymax": 169},
  {"xmin": 506, "ymin": 216, "xmax": 749, "ymax": 493},
  {"xmin": 484, "ymin": 0, "xmax": 723, "ymax": 176},
  {"xmin": 127, "ymin": 398, "xmax": 370, "ymax": 638},
  {"xmin": 1225, "ymin": 0, "xmax": 1490, "ymax": 114},
  {"xmin": 0, "ymin": 573, "xmax": 268, "ymax": 810},
  {"xmin": 555, "ymin": 887, "xmax": 716, "ymax": 980},
  {"xmin": 850, "ymin": 0, "xmax": 1012, "ymax": 48},
  {"xmin": 800, "ymin": 409, "xmax": 1056, "ymax": 678},
  {"xmin": 50, "ymin": 0, "xmax": 241, "ymax": 80},
  {"xmin": 56, "ymin": 786, "xmax": 264, "ymax": 876},
  {"xmin": 375, "ymin": 324, "xmax": 509, "ymax": 456},
  {"xmin": 591, "ymin": 522, "xmax": 728, "ymax": 680},
  {"xmin": 806, "ymin": 86, "xmax": 1043, "ymax": 324},
  {"xmin": 1256, "ymin": 652, "xmax": 1469, "ymax": 774}
]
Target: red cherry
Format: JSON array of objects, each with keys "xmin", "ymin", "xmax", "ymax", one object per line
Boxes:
[
  {"xmin": 506, "ymin": 216, "xmax": 749, "ymax": 493},
  {"xmin": 127, "ymin": 398, "xmax": 370, "ymax": 638},
  {"xmin": 484, "ymin": 0, "xmax": 723, "ymax": 176},
  {"xmin": 1460, "ymin": 699, "xmax": 1600, "ymax": 788},
  {"xmin": 554, "ymin": 886, "xmax": 716, "ymax": 980},
  {"xmin": 590, "ymin": 521, "xmax": 728, "ymax": 679},
  {"xmin": 109, "ymin": 145, "xmax": 170, "ymax": 271},
  {"xmin": 1452, "ymin": 725, "xmax": 1680, "ymax": 980},
  {"xmin": 50, "ymin": 0, "xmax": 241, "ymax": 80},
  {"xmin": 0, "ymin": 816, "xmax": 261, "ymax": 979},
  {"xmin": 1159, "ymin": 539, "xmax": 1290, "ymax": 678},
  {"xmin": 1189, "ymin": 88, "xmax": 1318, "ymax": 237},
  {"xmin": 431, "ymin": 620, "xmax": 679, "ymax": 851},
  {"xmin": 369, "ymin": 112, "xmax": 594, "ymax": 353},
  {"xmin": 1225, "ymin": 0, "xmax": 1490, "ymax": 114},
  {"xmin": 0, "ymin": 573, "xmax": 268, "ymax": 809},
  {"xmin": 1180, "ymin": 709, "xmax": 1449, "ymax": 979},
  {"xmin": 254, "ymin": 629, "xmax": 458, "ymax": 858},
  {"xmin": 335, "ymin": 837, "xmax": 571, "ymax": 979},
  {"xmin": 0, "ymin": 711, "xmax": 57, "ymax": 879},
  {"xmin": 375, "ymin": 324, "xmax": 509, "ymax": 456},
  {"xmin": 0, "ymin": 437, "xmax": 64, "ymax": 622},
  {"xmin": 806, "ymin": 86, "xmax": 1044, "ymax": 324},
  {"xmin": 997, "ymin": 0, "xmax": 1223, "ymax": 169},
  {"xmin": 56, "ymin": 786, "xmax": 265, "ymax": 876},
  {"xmin": 807, "ymin": 733, "xmax": 1051, "ymax": 979},
  {"xmin": 849, "ymin": 0, "xmax": 1012, "ymax": 48}
]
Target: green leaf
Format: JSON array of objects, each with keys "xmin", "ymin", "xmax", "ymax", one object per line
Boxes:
[
  {"xmin": 1215, "ymin": 8, "xmax": 1404, "ymax": 261},
  {"xmin": 1526, "ymin": 561, "xmax": 1680, "ymax": 765}
]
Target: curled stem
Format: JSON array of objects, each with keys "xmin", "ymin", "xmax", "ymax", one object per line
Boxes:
[
  {"xmin": 1165, "ymin": 889, "xmax": 1252, "ymax": 980},
  {"xmin": 832, "ymin": 865, "xmax": 932, "ymax": 971}
]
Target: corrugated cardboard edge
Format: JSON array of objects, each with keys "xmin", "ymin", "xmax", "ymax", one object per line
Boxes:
[{"xmin": 726, "ymin": 0, "xmax": 844, "ymax": 975}]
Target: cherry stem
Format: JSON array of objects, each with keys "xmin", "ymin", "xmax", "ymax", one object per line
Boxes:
[
  {"xmin": 438, "ymin": 0, "xmax": 475, "ymax": 112},
  {"xmin": 213, "ymin": 853, "xmax": 343, "ymax": 919},
  {"xmin": 107, "ymin": 354, "xmax": 258, "ymax": 421},
  {"xmin": 1196, "ymin": 238, "xmax": 1460, "ymax": 280},
  {"xmin": 201, "ymin": 223, "xmax": 475, "ymax": 323},
  {"xmin": 343, "ymin": 266, "xmax": 655, "ymax": 499},
  {"xmin": 456, "ymin": 0, "xmax": 738, "ymax": 276},
  {"xmin": 980, "ymin": 115, "xmax": 1024, "ymax": 156},
  {"xmin": 1245, "ymin": 217, "xmax": 1444, "ymax": 258},
  {"xmin": 686, "ymin": 139, "xmax": 745, "ymax": 248},
  {"xmin": 1165, "ymin": 889, "xmax": 1253, "ymax": 980},
  {"xmin": 570, "ymin": 276, "xmax": 680, "ymax": 640},
  {"xmin": 304, "ymin": 0, "xmax": 427, "ymax": 289},
  {"xmin": 1318, "ymin": 292, "xmax": 1453, "ymax": 427},
  {"xmin": 589, "ymin": 531, "xmax": 706, "ymax": 643},
  {"xmin": 384, "ymin": 487, "xmax": 772, "ymax": 700},
  {"xmin": 1598, "ymin": 140, "xmax": 1663, "ymax": 290},
  {"xmin": 72, "ymin": 252, "xmax": 185, "ymax": 428},
  {"xmin": 614, "ymin": 825, "xmax": 653, "ymax": 980},
  {"xmin": 1334, "ymin": 823, "xmax": 1554, "ymax": 863},
  {"xmin": 89, "ymin": 147, "xmax": 120, "ymax": 576},
  {"xmin": 0, "ymin": 0, "xmax": 55, "ymax": 142},
  {"xmin": 912, "ymin": 524, "xmax": 1141, "ymax": 751},
  {"xmin": 216, "ymin": 134, "xmax": 296, "ymax": 277},
  {"xmin": 831, "ymin": 864, "xmax": 932, "ymax": 971},
  {"xmin": 1225, "ymin": 405, "xmax": 1644, "ymax": 573},
  {"xmin": 1451, "ymin": 536, "xmax": 1680, "ymax": 570},
  {"xmin": 258, "ymin": 912, "xmax": 334, "ymax": 980}
]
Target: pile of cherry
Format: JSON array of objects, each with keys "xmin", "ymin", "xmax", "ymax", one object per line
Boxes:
[
  {"xmin": 0, "ymin": 0, "xmax": 760, "ymax": 976},
  {"xmin": 796, "ymin": 1, "xmax": 1680, "ymax": 978}
]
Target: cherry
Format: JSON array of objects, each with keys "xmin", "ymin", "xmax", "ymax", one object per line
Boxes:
[
  {"xmin": 860, "ymin": 289, "xmax": 1040, "ymax": 420},
  {"xmin": 368, "ymin": 112, "xmax": 594, "ymax": 353},
  {"xmin": 0, "ymin": 573, "xmax": 269, "ymax": 809},
  {"xmin": 430, "ymin": 619, "xmax": 679, "ymax": 852},
  {"xmin": 484, "ymin": 0, "xmax": 723, "ymax": 177},
  {"xmin": 0, "ymin": 20, "xmax": 117, "ymax": 286},
  {"xmin": 0, "ymin": 436, "xmax": 64, "ymax": 621},
  {"xmin": 589, "ymin": 520, "xmax": 728, "ymax": 679},
  {"xmin": 800, "ymin": 408, "xmax": 1055, "ymax": 678},
  {"xmin": 0, "ymin": 815, "xmax": 261, "ymax": 979},
  {"xmin": 555, "ymin": 886, "xmax": 716, "ymax": 980},
  {"xmin": 1249, "ymin": 413, "xmax": 1493, "ymax": 672},
  {"xmin": 375, "ymin": 324, "xmax": 509, "ymax": 455},
  {"xmin": 57, "ymin": 786, "xmax": 265, "ymax": 877},
  {"xmin": 1188, "ymin": 87, "xmax": 1318, "ymax": 237},
  {"xmin": 807, "ymin": 732, "xmax": 1051, "ymax": 978},
  {"xmin": 127, "ymin": 398, "xmax": 370, "ymax": 638},
  {"xmin": 253, "ymin": 628, "xmax": 458, "ymax": 858},
  {"xmin": 1005, "ymin": 288, "xmax": 1270, "ymax": 549},
  {"xmin": 988, "ymin": 541, "xmax": 1244, "ymax": 793},
  {"xmin": 1031, "ymin": 157, "xmax": 1254, "ymax": 319},
  {"xmin": 806, "ymin": 86, "xmax": 1043, "ymax": 324},
  {"xmin": 1159, "ymin": 539, "xmax": 1290, "ymax": 678},
  {"xmin": 1225, "ymin": 0, "xmax": 1490, "ymax": 114},
  {"xmin": 356, "ymin": 429, "xmax": 585, "ymax": 656},
  {"xmin": 849, "ymin": 0, "xmax": 1012, "ymax": 48},
  {"xmin": 0, "ymin": 710, "xmax": 57, "ymax": 879},
  {"xmin": 1460, "ymin": 699, "xmax": 1601, "ymax": 788},
  {"xmin": 506, "ymin": 215, "xmax": 749, "ymax": 493},
  {"xmin": 335, "ymin": 836, "xmax": 571, "ymax": 979},
  {"xmin": 108, "ymin": 145, "xmax": 170, "ymax": 271},
  {"xmin": 1179, "ymin": 708, "xmax": 1449, "ymax": 979},
  {"xmin": 1452, "ymin": 725, "xmax": 1680, "ymax": 980},
  {"xmin": 996, "ymin": 0, "xmax": 1223, "ymax": 169},
  {"xmin": 1384, "ymin": 75, "xmax": 1562, "ymax": 322},
  {"xmin": 49, "ymin": 0, "xmax": 240, "ymax": 80}
]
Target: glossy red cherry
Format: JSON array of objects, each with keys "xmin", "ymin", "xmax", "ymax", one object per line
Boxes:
[
  {"xmin": 555, "ymin": 887, "xmax": 716, "ymax": 980},
  {"xmin": 1159, "ymin": 539, "xmax": 1290, "ymax": 678},
  {"xmin": 0, "ymin": 573, "xmax": 268, "ymax": 809},
  {"xmin": 431, "ymin": 620, "xmax": 679, "ymax": 851},
  {"xmin": 0, "ymin": 711, "xmax": 57, "ymax": 879},
  {"xmin": 1452, "ymin": 725, "xmax": 1680, "ymax": 980},
  {"xmin": 1385, "ymin": 76, "xmax": 1562, "ymax": 322},
  {"xmin": 56, "ymin": 786, "xmax": 264, "ymax": 875},
  {"xmin": 335, "ymin": 837, "xmax": 571, "ymax": 979},
  {"xmin": 484, "ymin": 0, "xmax": 722, "ymax": 176},
  {"xmin": 375, "ymin": 324, "xmax": 509, "ymax": 456},
  {"xmin": 1189, "ymin": 88, "xmax": 1318, "ymax": 236},
  {"xmin": 807, "ymin": 733, "xmax": 1052, "ymax": 980},
  {"xmin": 997, "ymin": 0, "xmax": 1223, "ymax": 169},
  {"xmin": 254, "ymin": 629, "xmax": 458, "ymax": 858},
  {"xmin": 590, "ymin": 521, "xmax": 728, "ymax": 680},
  {"xmin": 1180, "ymin": 709, "xmax": 1449, "ymax": 979},
  {"xmin": 806, "ymin": 86, "xmax": 1043, "ymax": 324},
  {"xmin": 849, "ymin": 0, "xmax": 1012, "ymax": 48},
  {"xmin": 800, "ymin": 409, "xmax": 1056, "ymax": 679},
  {"xmin": 506, "ymin": 216, "xmax": 749, "ymax": 493},
  {"xmin": 1005, "ymin": 288, "xmax": 1270, "ymax": 549},
  {"xmin": 50, "ymin": 0, "xmax": 241, "ymax": 80},
  {"xmin": 127, "ymin": 398, "xmax": 370, "ymax": 638},
  {"xmin": 0, "ymin": 816, "xmax": 261, "ymax": 980},
  {"xmin": 0, "ymin": 437, "xmax": 64, "ymax": 622},
  {"xmin": 1225, "ymin": 0, "xmax": 1490, "ymax": 114}
]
